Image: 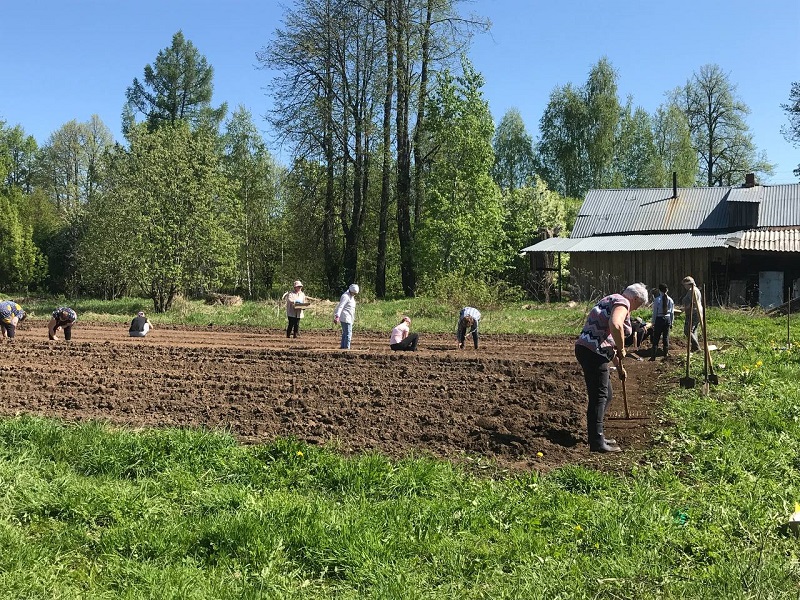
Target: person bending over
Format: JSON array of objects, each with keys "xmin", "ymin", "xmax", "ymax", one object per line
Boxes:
[{"xmin": 456, "ymin": 306, "xmax": 481, "ymax": 349}]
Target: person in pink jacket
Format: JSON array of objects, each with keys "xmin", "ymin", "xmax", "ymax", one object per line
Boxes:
[{"xmin": 389, "ymin": 316, "xmax": 418, "ymax": 351}]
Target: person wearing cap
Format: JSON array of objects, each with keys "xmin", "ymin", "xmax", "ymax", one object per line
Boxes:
[
  {"xmin": 389, "ymin": 316, "xmax": 418, "ymax": 351},
  {"xmin": 333, "ymin": 284, "xmax": 359, "ymax": 349},
  {"xmin": 0, "ymin": 300, "xmax": 26, "ymax": 340},
  {"xmin": 129, "ymin": 311, "xmax": 154, "ymax": 338},
  {"xmin": 680, "ymin": 275, "xmax": 703, "ymax": 352},
  {"xmin": 285, "ymin": 280, "xmax": 307, "ymax": 339},
  {"xmin": 575, "ymin": 283, "xmax": 648, "ymax": 453},
  {"xmin": 456, "ymin": 307, "xmax": 481, "ymax": 350},
  {"xmin": 48, "ymin": 306, "xmax": 77, "ymax": 341}
]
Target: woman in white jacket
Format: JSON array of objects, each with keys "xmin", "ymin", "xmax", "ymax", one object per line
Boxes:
[{"xmin": 333, "ymin": 284, "xmax": 359, "ymax": 349}]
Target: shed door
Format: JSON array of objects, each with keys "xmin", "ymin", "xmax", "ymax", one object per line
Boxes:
[{"xmin": 758, "ymin": 271, "xmax": 783, "ymax": 309}]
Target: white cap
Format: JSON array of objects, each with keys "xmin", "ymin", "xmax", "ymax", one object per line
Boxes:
[
  {"xmin": 293, "ymin": 280, "xmax": 303, "ymax": 288},
  {"xmin": 348, "ymin": 284, "xmax": 359, "ymax": 294}
]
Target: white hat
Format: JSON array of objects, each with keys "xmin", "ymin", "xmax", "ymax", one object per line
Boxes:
[
  {"xmin": 348, "ymin": 284, "xmax": 359, "ymax": 294},
  {"xmin": 293, "ymin": 280, "xmax": 303, "ymax": 288}
]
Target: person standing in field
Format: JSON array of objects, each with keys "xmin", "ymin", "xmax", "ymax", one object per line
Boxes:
[
  {"xmin": 333, "ymin": 284, "xmax": 359, "ymax": 349},
  {"xmin": 650, "ymin": 283, "xmax": 674, "ymax": 360},
  {"xmin": 456, "ymin": 307, "xmax": 481, "ymax": 350},
  {"xmin": 0, "ymin": 300, "xmax": 26, "ymax": 340},
  {"xmin": 389, "ymin": 316, "xmax": 418, "ymax": 351},
  {"xmin": 48, "ymin": 306, "xmax": 77, "ymax": 341},
  {"xmin": 681, "ymin": 276, "xmax": 703, "ymax": 352},
  {"xmin": 129, "ymin": 311, "xmax": 154, "ymax": 338},
  {"xmin": 574, "ymin": 283, "xmax": 648, "ymax": 453},
  {"xmin": 284, "ymin": 280, "xmax": 307, "ymax": 339}
]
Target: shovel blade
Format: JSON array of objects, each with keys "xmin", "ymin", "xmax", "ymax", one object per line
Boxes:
[
  {"xmin": 680, "ymin": 376, "xmax": 696, "ymax": 388},
  {"xmin": 708, "ymin": 374, "xmax": 719, "ymax": 385}
]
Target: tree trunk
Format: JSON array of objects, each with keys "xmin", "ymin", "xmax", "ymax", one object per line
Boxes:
[{"xmin": 375, "ymin": 0, "xmax": 394, "ymax": 299}]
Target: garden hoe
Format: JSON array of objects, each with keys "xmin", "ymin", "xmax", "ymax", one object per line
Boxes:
[{"xmin": 680, "ymin": 285, "xmax": 696, "ymax": 389}]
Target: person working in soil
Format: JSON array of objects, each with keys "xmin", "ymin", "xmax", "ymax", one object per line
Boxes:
[
  {"xmin": 48, "ymin": 306, "xmax": 77, "ymax": 341},
  {"xmin": 389, "ymin": 316, "xmax": 419, "ymax": 351},
  {"xmin": 681, "ymin": 276, "xmax": 703, "ymax": 352},
  {"xmin": 650, "ymin": 283, "xmax": 674, "ymax": 360},
  {"xmin": 129, "ymin": 311, "xmax": 154, "ymax": 338},
  {"xmin": 284, "ymin": 280, "xmax": 307, "ymax": 339},
  {"xmin": 625, "ymin": 317, "xmax": 652, "ymax": 350},
  {"xmin": 456, "ymin": 307, "xmax": 481, "ymax": 350},
  {"xmin": 333, "ymin": 284, "xmax": 359, "ymax": 349},
  {"xmin": 575, "ymin": 283, "xmax": 648, "ymax": 453},
  {"xmin": 0, "ymin": 300, "xmax": 27, "ymax": 340}
]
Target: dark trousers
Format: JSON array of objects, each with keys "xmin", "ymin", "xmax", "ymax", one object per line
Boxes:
[
  {"xmin": 286, "ymin": 317, "xmax": 300, "ymax": 338},
  {"xmin": 684, "ymin": 311, "xmax": 701, "ymax": 351},
  {"xmin": 457, "ymin": 323, "xmax": 479, "ymax": 349},
  {"xmin": 391, "ymin": 333, "xmax": 419, "ymax": 351},
  {"xmin": 1, "ymin": 322, "xmax": 16, "ymax": 339},
  {"xmin": 62, "ymin": 325, "xmax": 72, "ymax": 341},
  {"xmin": 652, "ymin": 317, "xmax": 670, "ymax": 356},
  {"xmin": 575, "ymin": 344, "xmax": 613, "ymax": 449}
]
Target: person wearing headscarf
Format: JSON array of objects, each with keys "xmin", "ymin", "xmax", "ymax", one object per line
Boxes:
[
  {"xmin": 48, "ymin": 307, "xmax": 77, "ymax": 341},
  {"xmin": 680, "ymin": 276, "xmax": 703, "ymax": 352},
  {"xmin": 574, "ymin": 283, "xmax": 648, "ymax": 453},
  {"xmin": 389, "ymin": 316, "xmax": 418, "ymax": 351},
  {"xmin": 333, "ymin": 284, "xmax": 359, "ymax": 349},
  {"xmin": 129, "ymin": 311, "xmax": 154, "ymax": 338},
  {"xmin": 285, "ymin": 280, "xmax": 307, "ymax": 339},
  {"xmin": 0, "ymin": 300, "xmax": 26, "ymax": 339}
]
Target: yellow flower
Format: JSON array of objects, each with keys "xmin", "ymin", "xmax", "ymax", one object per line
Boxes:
[
  {"xmin": 536, "ymin": 452, "xmax": 544, "ymax": 458},
  {"xmin": 296, "ymin": 451, "xmax": 304, "ymax": 457},
  {"xmin": 755, "ymin": 360, "xmax": 763, "ymax": 367},
  {"xmin": 574, "ymin": 525, "xmax": 583, "ymax": 532}
]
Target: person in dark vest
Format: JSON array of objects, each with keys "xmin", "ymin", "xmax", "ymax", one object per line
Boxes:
[
  {"xmin": 129, "ymin": 311, "xmax": 153, "ymax": 338},
  {"xmin": 650, "ymin": 283, "xmax": 674, "ymax": 360}
]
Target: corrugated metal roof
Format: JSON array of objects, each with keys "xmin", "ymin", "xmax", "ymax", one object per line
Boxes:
[
  {"xmin": 521, "ymin": 232, "xmax": 737, "ymax": 253},
  {"xmin": 570, "ymin": 183, "xmax": 800, "ymax": 237},
  {"xmin": 756, "ymin": 185, "xmax": 800, "ymax": 227},
  {"xmin": 571, "ymin": 187, "xmax": 730, "ymax": 237},
  {"xmin": 727, "ymin": 228, "xmax": 800, "ymax": 252}
]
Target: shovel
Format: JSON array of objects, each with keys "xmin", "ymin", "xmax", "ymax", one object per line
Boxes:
[
  {"xmin": 680, "ymin": 285, "xmax": 696, "ymax": 388},
  {"xmin": 620, "ymin": 354, "xmax": 630, "ymax": 420}
]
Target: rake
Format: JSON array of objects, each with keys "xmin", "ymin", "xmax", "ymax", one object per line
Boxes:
[{"xmin": 607, "ymin": 354, "xmax": 648, "ymax": 420}]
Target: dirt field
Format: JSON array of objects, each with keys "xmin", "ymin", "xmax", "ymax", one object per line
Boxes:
[{"xmin": 0, "ymin": 323, "xmax": 675, "ymax": 471}]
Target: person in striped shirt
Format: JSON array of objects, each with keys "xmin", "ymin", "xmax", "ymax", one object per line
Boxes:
[
  {"xmin": 575, "ymin": 283, "xmax": 648, "ymax": 453},
  {"xmin": 48, "ymin": 307, "xmax": 77, "ymax": 341}
]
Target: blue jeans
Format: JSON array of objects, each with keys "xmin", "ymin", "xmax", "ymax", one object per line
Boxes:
[{"xmin": 340, "ymin": 322, "xmax": 352, "ymax": 349}]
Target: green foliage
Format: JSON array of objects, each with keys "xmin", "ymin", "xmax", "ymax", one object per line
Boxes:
[
  {"xmin": 492, "ymin": 108, "xmax": 536, "ymax": 191},
  {"xmin": 0, "ymin": 188, "xmax": 45, "ymax": 291},
  {"xmin": 124, "ymin": 30, "xmax": 227, "ymax": 135},
  {"xmin": 652, "ymin": 102, "xmax": 698, "ymax": 187},
  {"xmin": 781, "ymin": 80, "xmax": 800, "ymax": 177},
  {"xmin": 417, "ymin": 59, "xmax": 505, "ymax": 281}
]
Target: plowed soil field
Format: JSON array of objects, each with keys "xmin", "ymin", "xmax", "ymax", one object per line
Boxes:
[{"xmin": 0, "ymin": 323, "xmax": 675, "ymax": 471}]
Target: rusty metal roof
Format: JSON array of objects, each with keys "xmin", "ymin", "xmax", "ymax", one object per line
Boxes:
[
  {"xmin": 570, "ymin": 183, "xmax": 800, "ymax": 238},
  {"xmin": 521, "ymin": 232, "xmax": 736, "ymax": 253},
  {"xmin": 726, "ymin": 228, "xmax": 800, "ymax": 252}
]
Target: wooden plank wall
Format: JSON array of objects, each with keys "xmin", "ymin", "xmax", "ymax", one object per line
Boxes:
[{"xmin": 569, "ymin": 249, "xmax": 729, "ymax": 302}]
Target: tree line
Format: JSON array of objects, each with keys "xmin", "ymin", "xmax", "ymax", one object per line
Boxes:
[{"xmin": 1, "ymin": 1, "xmax": 793, "ymax": 310}]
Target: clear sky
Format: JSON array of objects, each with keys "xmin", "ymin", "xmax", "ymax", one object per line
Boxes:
[{"xmin": 2, "ymin": 0, "xmax": 798, "ymax": 182}]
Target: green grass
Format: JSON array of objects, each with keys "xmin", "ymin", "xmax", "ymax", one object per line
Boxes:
[{"xmin": 1, "ymin": 299, "xmax": 799, "ymax": 597}]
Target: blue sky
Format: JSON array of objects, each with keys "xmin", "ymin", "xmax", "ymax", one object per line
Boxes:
[{"xmin": 2, "ymin": 0, "xmax": 798, "ymax": 181}]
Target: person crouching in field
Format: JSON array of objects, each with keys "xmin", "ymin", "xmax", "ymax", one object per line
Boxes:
[
  {"xmin": 0, "ymin": 300, "xmax": 26, "ymax": 340},
  {"xmin": 389, "ymin": 316, "xmax": 418, "ymax": 351},
  {"xmin": 456, "ymin": 307, "xmax": 481, "ymax": 350},
  {"xmin": 574, "ymin": 283, "xmax": 648, "ymax": 453},
  {"xmin": 48, "ymin": 307, "xmax": 77, "ymax": 341},
  {"xmin": 129, "ymin": 311, "xmax": 153, "ymax": 337}
]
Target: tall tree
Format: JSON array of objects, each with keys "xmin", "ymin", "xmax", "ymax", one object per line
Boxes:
[
  {"xmin": 536, "ymin": 58, "xmax": 621, "ymax": 197},
  {"xmin": 0, "ymin": 122, "xmax": 38, "ymax": 193},
  {"xmin": 492, "ymin": 108, "xmax": 535, "ymax": 192},
  {"xmin": 674, "ymin": 64, "xmax": 773, "ymax": 186},
  {"xmin": 417, "ymin": 60, "xmax": 503, "ymax": 281},
  {"xmin": 222, "ymin": 107, "xmax": 282, "ymax": 297},
  {"xmin": 124, "ymin": 31, "xmax": 227, "ymax": 135},
  {"xmin": 652, "ymin": 102, "xmax": 697, "ymax": 187},
  {"xmin": 613, "ymin": 104, "xmax": 662, "ymax": 188},
  {"xmin": 101, "ymin": 123, "xmax": 236, "ymax": 312},
  {"xmin": 781, "ymin": 81, "xmax": 800, "ymax": 177}
]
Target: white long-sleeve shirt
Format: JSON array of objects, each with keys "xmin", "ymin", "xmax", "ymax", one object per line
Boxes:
[{"xmin": 334, "ymin": 291, "xmax": 357, "ymax": 324}]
